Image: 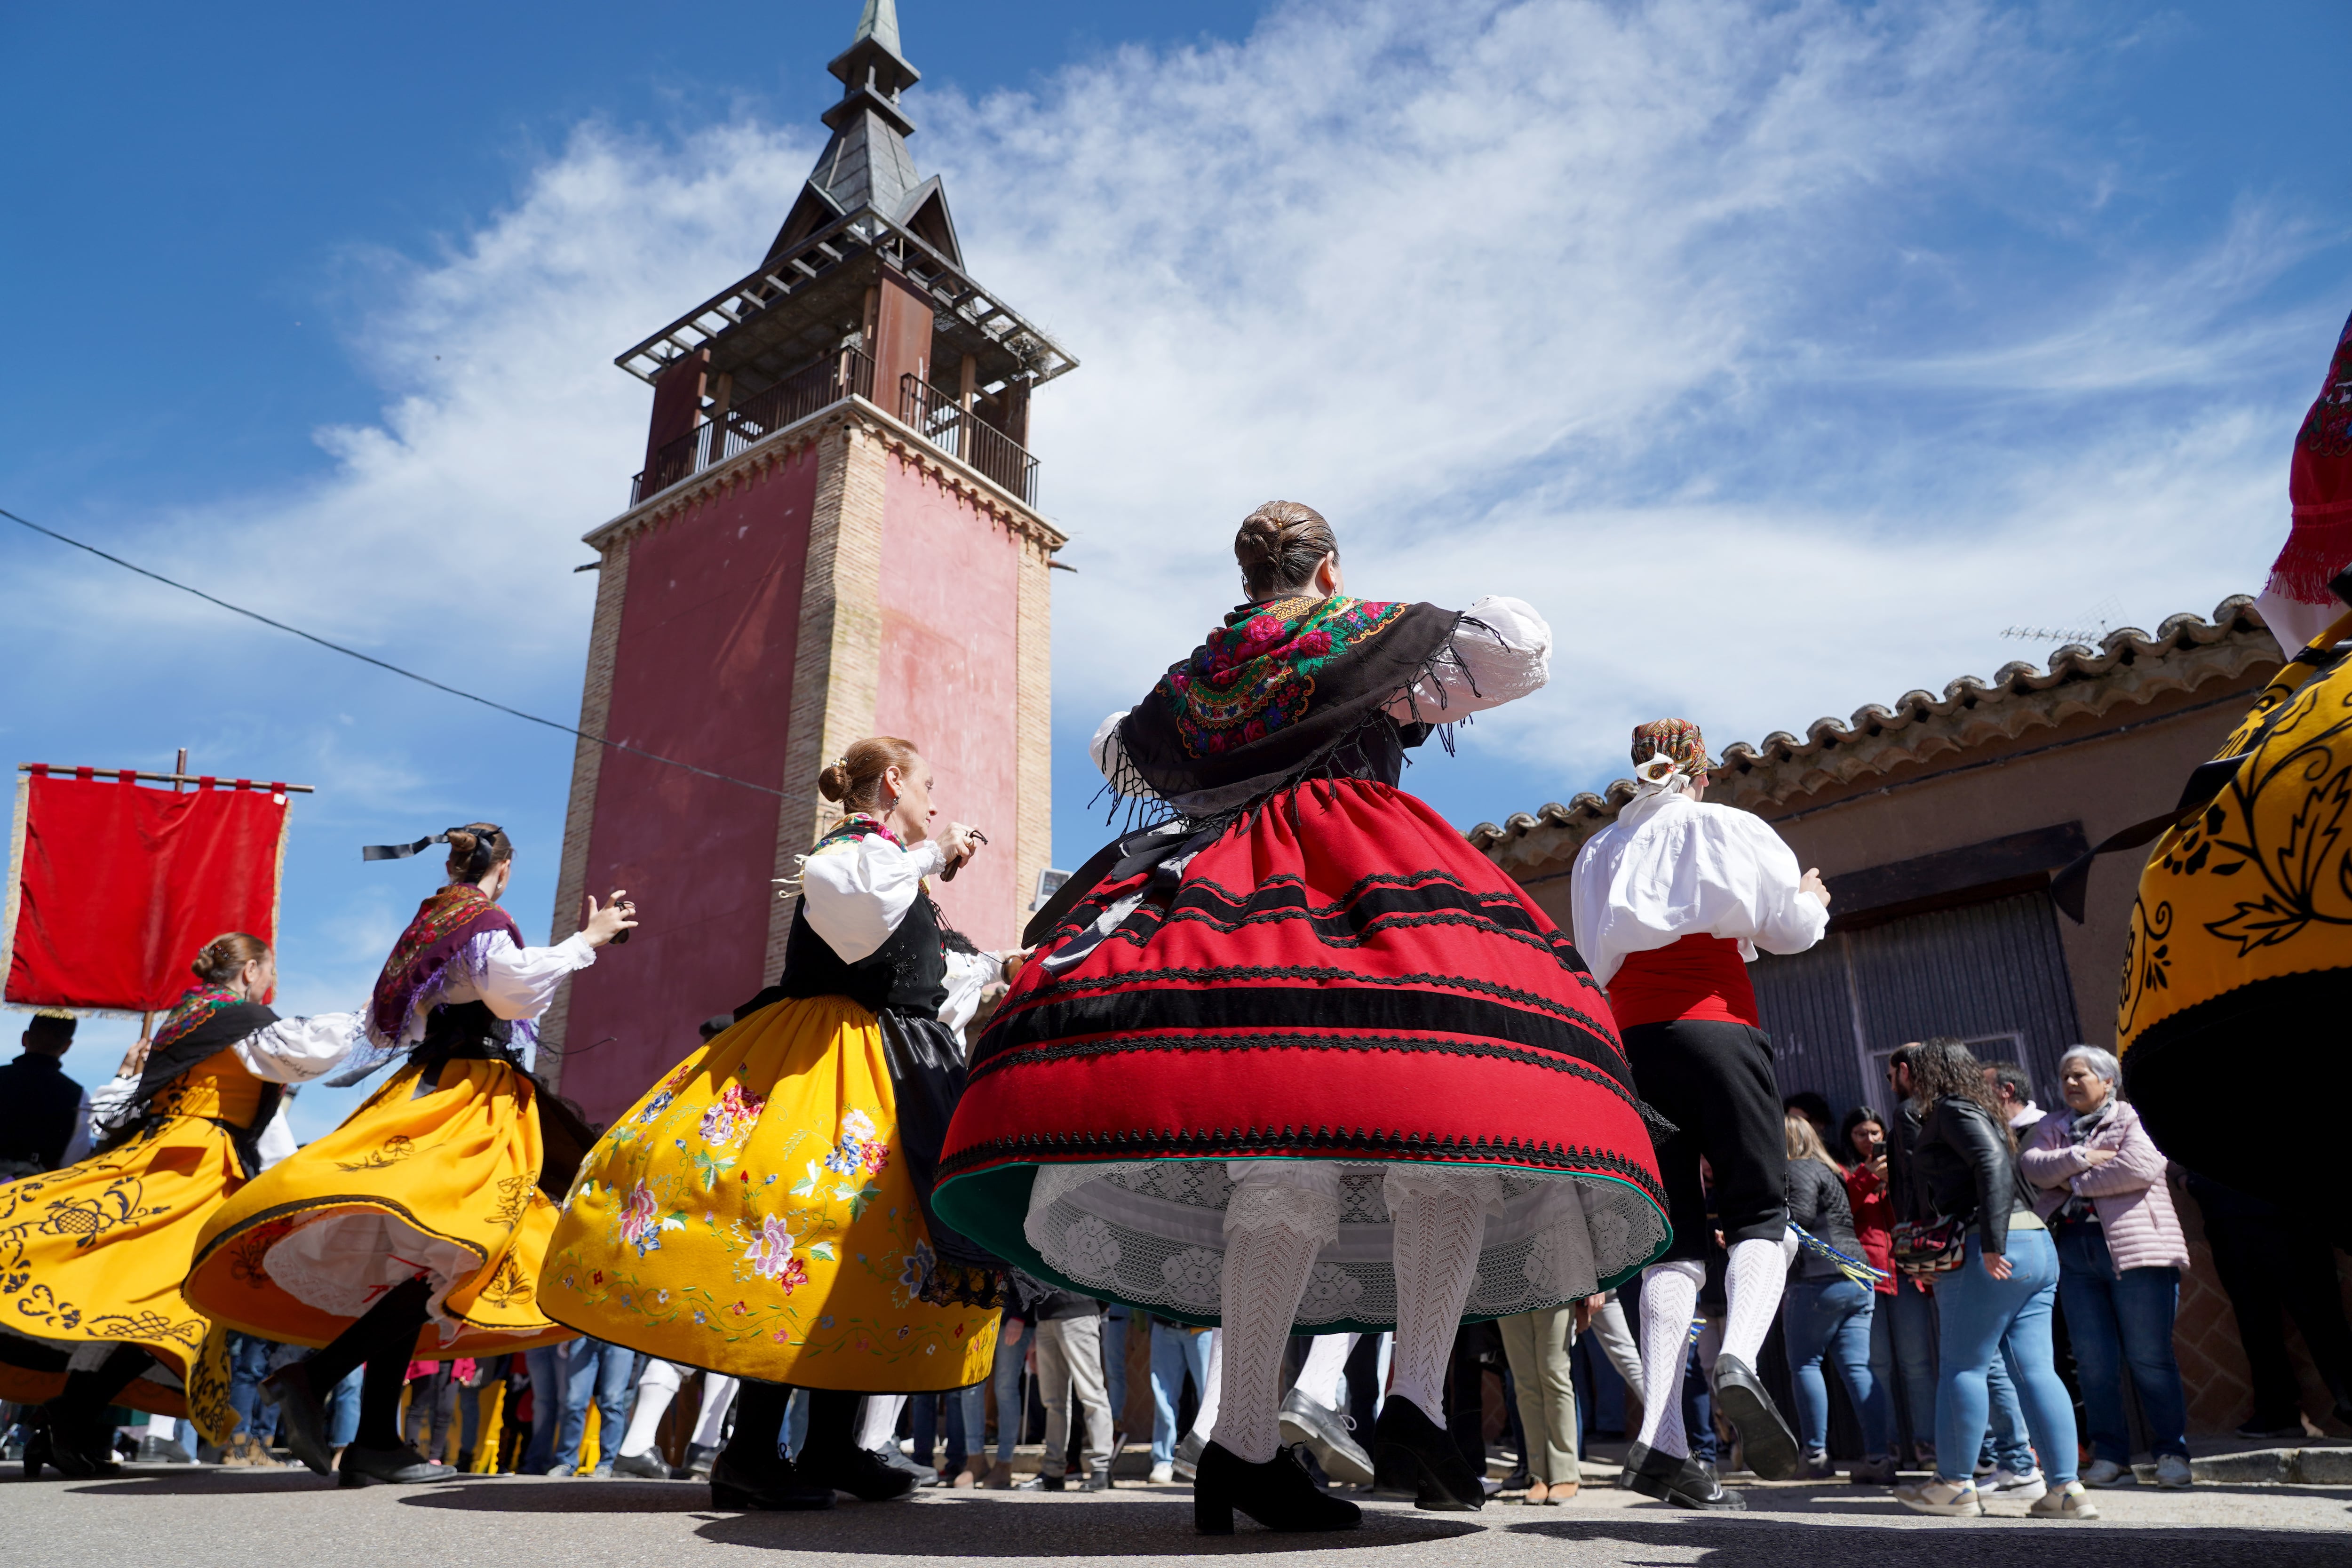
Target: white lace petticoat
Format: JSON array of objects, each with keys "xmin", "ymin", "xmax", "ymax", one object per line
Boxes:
[{"xmin": 1022, "ymin": 1158, "xmax": 1665, "ymax": 1326}]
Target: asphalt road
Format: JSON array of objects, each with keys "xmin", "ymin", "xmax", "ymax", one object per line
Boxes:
[{"xmin": 18, "ymin": 1467, "xmax": 2352, "ymax": 1568}]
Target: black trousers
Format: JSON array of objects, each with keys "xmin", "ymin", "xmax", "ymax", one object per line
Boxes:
[
  {"xmin": 2199, "ymin": 1201, "xmax": 2352, "ymax": 1423},
  {"xmin": 1622, "ymin": 1018, "xmax": 1789, "ymax": 1262}
]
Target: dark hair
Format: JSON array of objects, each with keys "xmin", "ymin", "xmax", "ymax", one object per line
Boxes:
[
  {"xmin": 1234, "ymin": 501, "xmax": 1337, "ymax": 600},
  {"xmin": 192, "ymin": 932, "xmax": 273, "ymax": 985},
  {"xmin": 1783, "ymin": 1090, "xmax": 1833, "ymax": 1131},
  {"xmin": 23, "ymin": 1011, "xmax": 75, "ymax": 1053},
  {"xmin": 1886, "ymin": 1043, "xmax": 1919, "ymax": 1080},
  {"xmin": 1986, "ymin": 1060, "xmax": 2035, "ymax": 1105},
  {"xmin": 1909, "ymin": 1035, "xmax": 2010, "ymax": 1136},
  {"xmin": 444, "ymin": 823, "xmax": 513, "ymax": 884},
  {"xmin": 818, "ymin": 736, "xmax": 923, "ymax": 813},
  {"xmin": 1837, "ymin": 1105, "xmax": 1885, "ymax": 1167}
]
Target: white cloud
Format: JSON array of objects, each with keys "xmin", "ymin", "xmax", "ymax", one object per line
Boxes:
[{"xmin": 10, "ymin": 0, "xmax": 2341, "ymax": 1057}]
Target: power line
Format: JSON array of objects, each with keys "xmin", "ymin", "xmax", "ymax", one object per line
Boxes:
[{"xmin": 3, "ymin": 503, "xmax": 786, "ymax": 799}]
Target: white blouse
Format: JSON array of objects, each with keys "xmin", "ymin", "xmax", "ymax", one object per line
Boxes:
[
  {"xmin": 381, "ymin": 933, "xmax": 596, "ymax": 1052},
  {"xmin": 1568, "ymin": 788, "xmax": 1828, "ymax": 988},
  {"xmin": 81, "ymin": 1011, "xmax": 362, "ymax": 1150},
  {"xmin": 1092, "ymin": 594, "xmax": 1553, "ymax": 798},
  {"xmin": 797, "ymin": 832, "xmax": 948, "ymax": 965}
]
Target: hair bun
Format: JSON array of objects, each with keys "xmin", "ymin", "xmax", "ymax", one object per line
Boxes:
[
  {"xmin": 818, "ymin": 762, "xmax": 850, "ymax": 802},
  {"xmin": 446, "ymin": 828, "xmax": 479, "ymax": 858}
]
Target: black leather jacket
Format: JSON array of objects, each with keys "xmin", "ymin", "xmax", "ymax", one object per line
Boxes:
[
  {"xmin": 1784, "ymin": 1159, "xmax": 1863, "ymax": 1281},
  {"xmin": 1911, "ymin": 1095, "xmax": 2033, "ymax": 1257}
]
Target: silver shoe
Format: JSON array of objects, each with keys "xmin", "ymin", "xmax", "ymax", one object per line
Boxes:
[{"xmin": 1278, "ymin": 1388, "xmax": 1375, "ymax": 1487}]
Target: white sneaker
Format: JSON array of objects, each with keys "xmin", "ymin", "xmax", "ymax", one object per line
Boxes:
[
  {"xmin": 2153, "ymin": 1453, "xmax": 2193, "ymax": 1489},
  {"xmin": 2029, "ymin": 1480, "xmax": 2100, "ymax": 1519},
  {"xmin": 1894, "ymin": 1477, "xmax": 1984, "ymax": 1516},
  {"xmin": 1982, "ymin": 1466, "xmax": 2047, "ymax": 1502},
  {"xmin": 2080, "ymin": 1458, "xmax": 2134, "ymax": 1488},
  {"xmin": 1148, "ymin": 1461, "xmax": 1174, "ymax": 1485},
  {"xmin": 1973, "ymin": 1457, "xmax": 1998, "ymax": 1479}
]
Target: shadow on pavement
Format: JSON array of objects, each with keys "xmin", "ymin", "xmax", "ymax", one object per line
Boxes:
[
  {"xmin": 52, "ymin": 1472, "xmax": 335, "ymax": 1496},
  {"xmin": 1511, "ymin": 1515, "xmax": 2352, "ymax": 1566},
  {"xmin": 401, "ymin": 1478, "xmax": 720, "ymax": 1512},
  {"xmin": 696, "ymin": 1496, "xmax": 1484, "ymax": 1556}
]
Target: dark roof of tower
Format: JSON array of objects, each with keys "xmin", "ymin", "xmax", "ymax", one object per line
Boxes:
[{"xmin": 767, "ymin": 0, "xmax": 960, "ymax": 266}]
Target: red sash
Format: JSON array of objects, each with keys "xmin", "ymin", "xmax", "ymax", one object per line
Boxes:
[{"xmin": 1607, "ymin": 933, "xmax": 1759, "ymax": 1029}]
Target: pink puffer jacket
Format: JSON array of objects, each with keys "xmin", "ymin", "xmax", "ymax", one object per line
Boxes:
[{"xmin": 2018, "ymin": 1099, "xmax": 2188, "ymax": 1273}]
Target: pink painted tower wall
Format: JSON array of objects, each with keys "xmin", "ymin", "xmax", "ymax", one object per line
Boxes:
[{"xmin": 874, "ymin": 453, "xmax": 1022, "ymax": 949}]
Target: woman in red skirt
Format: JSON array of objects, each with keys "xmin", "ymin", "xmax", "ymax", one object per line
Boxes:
[{"xmin": 936, "ymin": 502, "xmax": 1667, "ymax": 1533}]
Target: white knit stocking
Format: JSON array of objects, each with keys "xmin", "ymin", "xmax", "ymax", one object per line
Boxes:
[
  {"xmin": 1384, "ymin": 1168, "xmax": 1499, "ymax": 1427},
  {"xmin": 692, "ymin": 1375, "xmax": 739, "ymax": 1449},
  {"xmin": 1634, "ymin": 1260, "xmax": 1705, "ymax": 1459},
  {"xmin": 1718, "ymin": 1236, "xmax": 1791, "ymax": 1367},
  {"xmin": 1188, "ymin": 1331, "xmax": 1222, "ymax": 1441},
  {"xmin": 617, "ymin": 1360, "xmax": 682, "ymax": 1458},
  {"xmin": 857, "ymin": 1393, "xmax": 907, "ymax": 1451},
  {"xmin": 1291, "ymin": 1332, "xmax": 1359, "ymax": 1409},
  {"xmin": 1214, "ymin": 1164, "xmax": 1340, "ymax": 1464}
]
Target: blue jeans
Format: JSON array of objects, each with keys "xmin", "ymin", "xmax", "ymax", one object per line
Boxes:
[
  {"xmin": 523, "ymin": 1345, "xmax": 565, "ymax": 1473},
  {"xmin": 1932, "ymin": 1227, "xmax": 2077, "ymax": 1485},
  {"xmin": 993, "ymin": 1325, "xmax": 1028, "ymax": 1462},
  {"xmin": 1880, "ymin": 1281, "xmax": 1939, "ymax": 1452},
  {"xmin": 909, "ymin": 1386, "xmax": 987, "ymax": 1473},
  {"xmin": 1783, "ymin": 1277, "xmax": 1891, "ymax": 1457},
  {"xmin": 557, "ymin": 1340, "xmax": 639, "ymax": 1472},
  {"xmin": 2054, "ymin": 1221, "xmax": 2190, "ymax": 1463},
  {"xmin": 1979, "ymin": 1348, "xmax": 2035, "ymax": 1473},
  {"xmin": 226, "ymin": 1335, "xmax": 275, "ymax": 1438},
  {"xmin": 1150, "ymin": 1322, "xmax": 1214, "ymax": 1464},
  {"xmin": 324, "ymin": 1366, "xmax": 363, "ymax": 1449}
]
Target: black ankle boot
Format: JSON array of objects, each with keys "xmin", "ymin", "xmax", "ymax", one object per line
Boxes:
[
  {"xmin": 1193, "ymin": 1442, "xmax": 1362, "ymax": 1534},
  {"xmin": 33, "ymin": 1405, "xmax": 119, "ymax": 1480},
  {"xmin": 1371, "ymin": 1397, "xmax": 1482, "ymax": 1511},
  {"xmin": 338, "ymin": 1441, "xmax": 457, "ymax": 1487},
  {"xmin": 709, "ymin": 1446, "xmax": 835, "ymax": 1511}
]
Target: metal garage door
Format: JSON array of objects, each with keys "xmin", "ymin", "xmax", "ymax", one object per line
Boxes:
[{"xmin": 1748, "ymin": 890, "xmax": 2084, "ymax": 1122}]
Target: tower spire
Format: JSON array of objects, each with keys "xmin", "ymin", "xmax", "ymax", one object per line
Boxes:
[{"xmin": 767, "ymin": 0, "xmax": 951, "ymax": 263}]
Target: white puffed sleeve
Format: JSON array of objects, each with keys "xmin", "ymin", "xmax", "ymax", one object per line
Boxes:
[
  {"xmin": 1385, "ymin": 595, "xmax": 1550, "ymax": 723},
  {"xmin": 473, "ymin": 934, "xmax": 598, "ymax": 1022},
  {"xmin": 799, "ymin": 834, "xmax": 948, "ymax": 964},
  {"xmin": 83, "ymin": 1075, "xmax": 137, "ymax": 1146},
  {"xmin": 1718, "ymin": 809, "xmax": 1832, "ymax": 958},
  {"xmin": 940, "ymin": 947, "xmax": 1008, "ymax": 1038},
  {"xmin": 231, "ymin": 1012, "xmax": 365, "ymax": 1085}
]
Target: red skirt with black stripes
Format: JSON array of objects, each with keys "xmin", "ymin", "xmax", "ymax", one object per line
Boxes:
[{"xmin": 934, "ymin": 780, "xmax": 1669, "ymax": 1318}]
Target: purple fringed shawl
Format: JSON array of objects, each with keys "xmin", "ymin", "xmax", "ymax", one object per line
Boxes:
[{"xmin": 368, "ymin": 884, "xmax": 523, "ymax": 1050}]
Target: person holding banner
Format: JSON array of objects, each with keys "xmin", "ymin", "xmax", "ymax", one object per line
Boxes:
[
  {"xmin": 186, "ymin": 824, "xmax": 636, "ymax": 1488},
  {"xmin": 0, "ymin": 934, "xmax": 358, "ymax": 1478}
]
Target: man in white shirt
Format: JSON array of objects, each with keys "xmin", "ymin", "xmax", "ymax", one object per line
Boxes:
[
  {"xmin": 1570, "ymin": 719, "xmax": 1831, "ymax": 1508},
  {"xmin": 1986, "ymin": 1062, "xmax": 2047, "ymax": 1136}
]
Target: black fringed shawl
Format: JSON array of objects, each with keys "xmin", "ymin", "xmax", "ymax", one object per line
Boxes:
[
  {"xmin": 94, "ymin": 984, "xmax": 282, "ymax": 1171},
  {"xmin": 1111, "ymin": 594, "xmax": 1473, "ymax": 811}
]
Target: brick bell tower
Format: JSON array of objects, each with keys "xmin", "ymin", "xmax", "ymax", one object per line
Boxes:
[{"xmin": 540, "ymin": 0, "xmax": 1075, "ymax": 1125}]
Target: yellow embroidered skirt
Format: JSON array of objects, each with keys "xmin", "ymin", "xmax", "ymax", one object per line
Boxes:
[
  {"xmin": 540, "ymin": 995, "xmax": 998, "ymax": 1392},
  {"xmin": 186, "ymin": 1059, "xmax": 571, "ymax": 1356},
  {"xmin": 0, "ymin": 1051, "xmax": 246, "ymax": 1441}
]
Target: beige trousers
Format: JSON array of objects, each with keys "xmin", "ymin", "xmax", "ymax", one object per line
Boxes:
[{"xmin": 1499, "ymin": 1305, "xmax": 1581, "ymax": 1485}]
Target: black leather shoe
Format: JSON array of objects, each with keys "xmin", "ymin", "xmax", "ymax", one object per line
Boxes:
[
  {"xmin": 1278, "ymin": 1387, "xmax": 1375, "ymax": 1486},
  {"xmin": 338, "ymin": 1442, "xmax": 459, "ymax": 1487},
  {"xmin": 708, "ymin": 1447, "xmax": 835, "ymax": 1510},
  {"xmin": 1371, "ymin": 1396, "xmax": 1483, "ymax": 1511},
  {"xmin": 677, "ymin": 1441, "xmax": 719, "ymax": 1480},
  {"xmin": 610, "ymin": 1449, "xmax": 671, "ymax": 1479},
  {"xmin": 1623, "ymin": 1442, "xmax": 1746, "ymax": 1510},
  {"xmin": 261, "ymin": 1361, "xmax": 334, "ymax": 1478},
  {"xmin": 1712, "ymin": 1353, "xmax": 1800, "ymax": 1481},
  {"xmin": 1171, "ymin": 1430, "xmax": 1205, "ymax": 1481},
  {"xmin": 34, "ymin": 1407, "xmax": 120, "ymax": 1480},
  {"xmin": 1193, "ymin": 1441, "xmax": 1362, "ymax": 1534},
  {"xmin": 796, "ymin": 1442, "xmax": 918, "ymax": 1501}
]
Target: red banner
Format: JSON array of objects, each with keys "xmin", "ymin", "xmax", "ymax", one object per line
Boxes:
[{"xmin": 3, "ymin": 772, "xmax": 289, "ymax": 1013}]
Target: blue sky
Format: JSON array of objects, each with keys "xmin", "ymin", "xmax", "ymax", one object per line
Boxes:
[{"xmin": 2, "ymin": 0, "xmax": 2345, "ymax": 1132}]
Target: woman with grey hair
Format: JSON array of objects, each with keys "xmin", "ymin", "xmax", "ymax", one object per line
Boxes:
[{"xmin": 2018, "ymin": 1046, "xmax": 2193, "ymax": 1490}]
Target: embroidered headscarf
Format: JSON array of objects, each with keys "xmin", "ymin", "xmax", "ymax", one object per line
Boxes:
[{"xmin": 1630, "ymin": 718, "xmax": 1713, "ymax": 788}]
